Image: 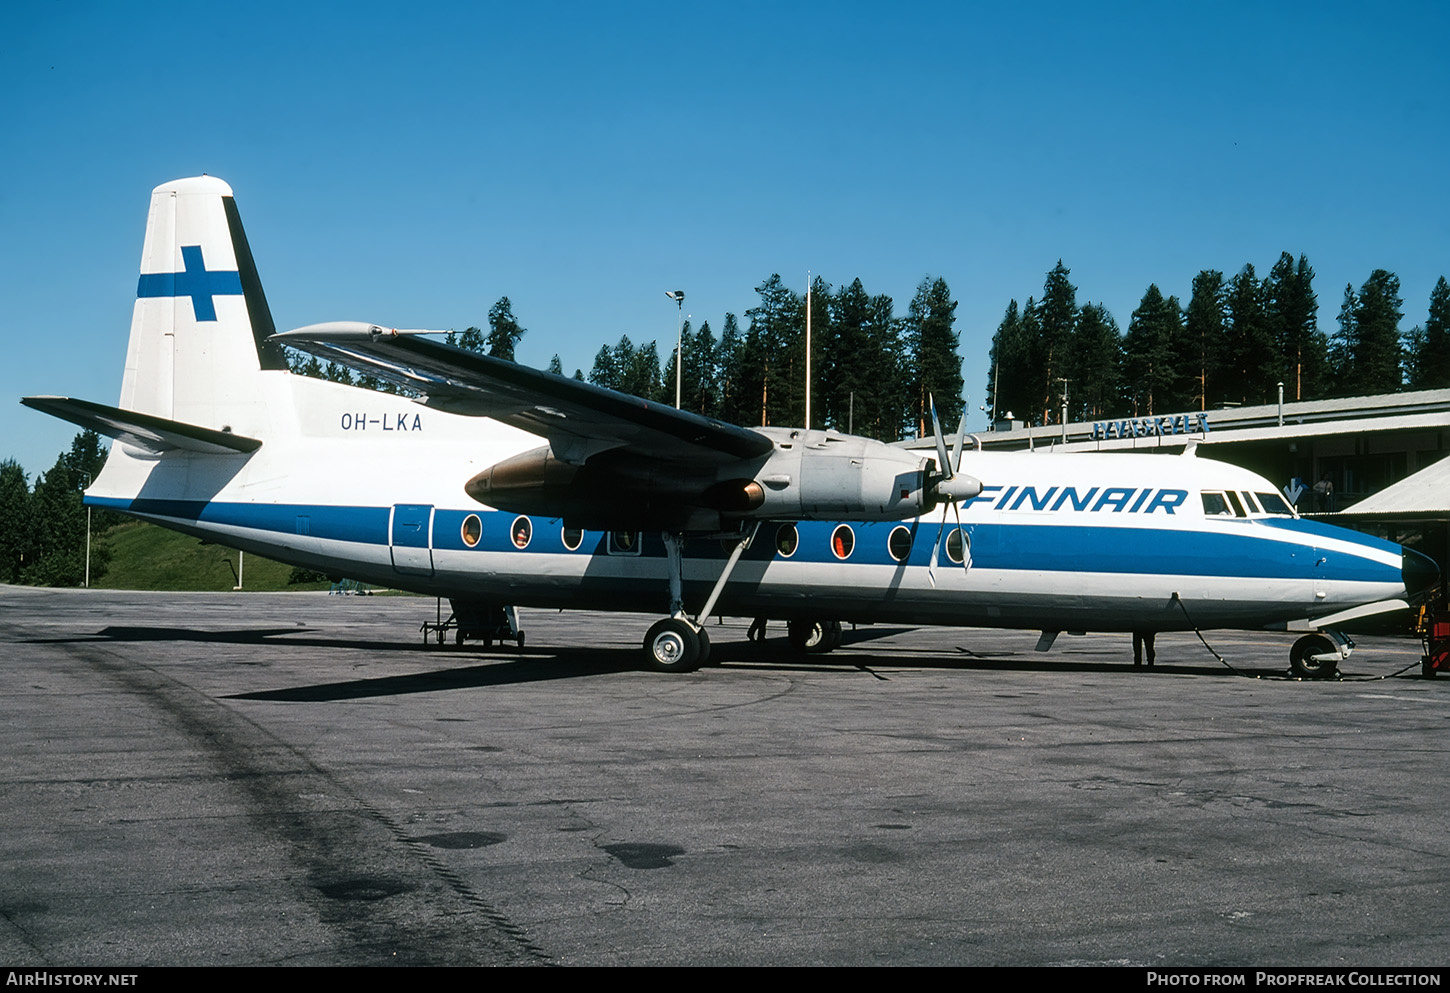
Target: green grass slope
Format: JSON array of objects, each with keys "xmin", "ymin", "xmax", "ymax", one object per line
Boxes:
[{"xmin": 95, "ymin": 520, "xmax": 333, "ymax": 592}]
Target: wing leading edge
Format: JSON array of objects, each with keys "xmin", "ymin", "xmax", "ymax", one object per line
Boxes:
[{"xmin": 272, "ymin": 322, "xmax": 773, "ymax": 466}]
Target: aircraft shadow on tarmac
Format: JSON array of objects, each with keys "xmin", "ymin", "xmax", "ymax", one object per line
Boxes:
[
  {"xmin": 31, "ymin": 625, "xmax": 444, "ymax": 654},
  {"xmin": 225, "ymin": 638, "xmax": 1276, "ymax": 704},
  {"xmin": 25, "ymin": 622, "xmax": 1285, "ymax": 701}
]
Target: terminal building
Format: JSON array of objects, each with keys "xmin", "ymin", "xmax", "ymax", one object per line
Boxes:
[{"xmin": 965, "ymin": 388, "xmax": 1450, "ymax": 572}]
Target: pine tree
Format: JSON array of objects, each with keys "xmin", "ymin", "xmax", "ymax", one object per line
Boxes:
[
  {"xmin": 825, "ymin": 278, "xmax": 870, "ymax": 434},
  {"xmin": 802, "ymin": 275, "xmax": 832, "ymax": 430},
  {"xmin": 457, "ymin": 326, "xmax": 486, "ymax": 352},
  {"xmin": 486, "ymin": 297, "xmax": 525, "ymax": 360},
  {"xmin": 1409, "ymin": 276, "xmax": 1450, "ymax": 389},
  {"xmin": 588, "ymin": 344, "xmax": 619, "ymax": 390},
  {"xmin": 907, "ymin": 277, "xmax": 963, "ymax": 436},
  {"xmin": 0, "ymin": 459, "xmax": 32, "ymax": 584},
  {"xmin": 1070, "ymin": 303, "xmax": 1122, "ymax": 419},
  {"xmin": 986, "ymin": 299, "xmax": 1038, "ymax": 425},
  {"xmin": 621, "ymin": 339, "xmax": 664, "ymax": 401},
  {"xmin": 1034, "ymin": 261, "xmax": 1078, "ymax": 425},
  {"xmin": 1265, "ymin": 253, "xmax": 1324, "ymax": 400},
  {"xmin": 1184, "ymin": 270, "xmax": 1226, "ymax": 409},
  {"xmin": 1351, "ymin": 270, "xmax": 1404, "ymax": 393},
  {"xmin": 1122, "ymin": 285, "xmax": 1181, "ymax": 416},
  {"xmin": 716, "ymin": 313, "xmax": 745, "ymax": 425},
  {"xmin": 1329, "ymin": 283, "xmax": 1357, "ymax": 388},
  {"xmin": 687, "ymin": 319, "xmax": 718, "ymax": 416},
  {"xmin": 744, "ymin": 275, "xmax": 803, "ymax": 427},
  {"xmin": 1223, "ymin": 264, "xmax": 1276, "ymax": 405},
  {"xmin": 21, "ymin": 432, "xmax": 112, "ymax": 586}
]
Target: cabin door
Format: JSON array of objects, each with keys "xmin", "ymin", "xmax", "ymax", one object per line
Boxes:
[{"xmin": 390, "ymin": 504, "xmax": 435, "ymax": 577}]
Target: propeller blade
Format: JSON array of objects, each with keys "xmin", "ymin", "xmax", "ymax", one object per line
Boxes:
[
  {"xmin": 953, "ymin": 499, "xmax": 971, "ymax": 573},
  {"xmin": 927, "ymin": 502, "xmax": 949, "ymax": 588},
  {"xmin": 953, "ymin": 413, "xmax": 967, "ymax": 474},
  {"xmin": 929, "ymin": 394, "xmax": 952, "ymax": 482}
]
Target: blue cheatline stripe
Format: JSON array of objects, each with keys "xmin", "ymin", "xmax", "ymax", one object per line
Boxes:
[
  {"xmin": 90, "ymin": 497, "xmax": 387, "ymax": 545},
  {"xmin": 1255, "ymin": 516, "xmax": 1402, "ymax": 554},
  {"xmin": 87, "ymin": 497, "xmax": 1402, "ymax": 584},
  {"xmin": 135, "ymin": 245, "xmax": 243, "ymax": 322}
]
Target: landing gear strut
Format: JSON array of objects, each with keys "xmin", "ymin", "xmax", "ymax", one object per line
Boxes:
[{"xmin": 641, "ymin": 527, "xmax": 754, "ymax": 673}]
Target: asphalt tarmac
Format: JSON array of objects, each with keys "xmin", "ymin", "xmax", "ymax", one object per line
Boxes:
[{"xmin": 1, "ymin": 586, "xmax": 1446, "ymax": 967}]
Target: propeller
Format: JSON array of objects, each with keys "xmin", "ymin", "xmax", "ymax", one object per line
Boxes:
[
  {"xmin": 927, "ymin": 396, "xmax": 981, "ymax": 505},
  {"xmin": 926, "ymin": 396, "xmax": 979, "ymax": 586}
]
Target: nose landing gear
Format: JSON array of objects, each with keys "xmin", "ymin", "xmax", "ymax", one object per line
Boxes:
[{"xmin": 1289, "ymin": 631, "xmax": 1346, "ymax": 679}]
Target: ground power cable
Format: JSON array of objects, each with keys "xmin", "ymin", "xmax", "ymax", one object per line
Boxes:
[{"xmin": 1170, "ymin": 592, "xmax": 1423, "ymax": 682}]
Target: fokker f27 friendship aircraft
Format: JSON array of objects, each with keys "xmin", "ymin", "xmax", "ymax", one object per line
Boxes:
[{"xmin": 23, "ymin": 177, "xmax": 1439, "ymax": 675}]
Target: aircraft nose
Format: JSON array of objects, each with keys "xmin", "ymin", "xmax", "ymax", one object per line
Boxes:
[{"xmin": 1402, "ymin": 548, "xmax": 1439, "ymax": 599}]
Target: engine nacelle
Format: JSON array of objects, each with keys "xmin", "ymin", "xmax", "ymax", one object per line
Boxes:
[
  {"xmin": 736, "ymin": 428, "xmax": 934, "ymax": 522},
  {"xmin": 463, "ymin": 428, "xmax": 971, "ymax": 530}
]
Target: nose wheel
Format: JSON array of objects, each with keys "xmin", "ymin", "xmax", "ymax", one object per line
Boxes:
[{"xmin": 1289, "ymin": 632, "xmax": 1343, "ymax": 679}]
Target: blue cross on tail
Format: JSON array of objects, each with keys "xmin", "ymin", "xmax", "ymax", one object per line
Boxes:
[{"xmin": 136, "ymin": 245, "xmax": 243, "ymax": 322}]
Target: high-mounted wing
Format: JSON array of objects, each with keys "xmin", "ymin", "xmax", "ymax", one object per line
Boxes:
[
  {"xmin": 272, "ymin": 322, "xmax": 772, "ymax": 466},
  {"xmin": 273, "ymin": 322, "xmax": 961, "ymax": 533}
]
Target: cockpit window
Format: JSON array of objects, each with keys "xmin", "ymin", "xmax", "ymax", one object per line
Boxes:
[
  {"xmin": 1254, "ymin": 491, "xmax": 1294, "ymax": 516},
  {"xmin": 1225, "ymin": 491, "xmax": 1246, "ymax": 517},
  {"xmin": 1201, "ymin": 491, "xmax": 1233, "ymax": 516},
  {"xmin": 1241, "ymin": 491, "xmax": 1262, "ymax": 514}
]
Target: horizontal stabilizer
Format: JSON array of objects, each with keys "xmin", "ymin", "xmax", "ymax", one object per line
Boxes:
[{"xmin": 20, "ymin": 396, "xmax": 262, "ymax": 456}]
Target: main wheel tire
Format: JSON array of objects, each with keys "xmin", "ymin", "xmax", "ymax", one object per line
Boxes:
[
  {"xmin": 788, "ymin": 619, "xmax": 839, "ymax": 655},
  {"xmin": 824, "ymin": 620, "xmax": 843, "ymax": 652},
  {"xmin": 696, "ymin": 627, "xmax": 713, "ymax": 667},
  {"xmin": 1290, "ymin": 633, "xmax": 1339, "ymax": 679},
  {"xmin": 644, "ymin": 618, "xmax": 703, "ymax": 673}
]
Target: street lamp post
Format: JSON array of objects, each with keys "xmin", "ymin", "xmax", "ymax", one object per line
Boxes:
[
  {"xmin": 665, "ymin": 290, "xmax": 685, "ymax": 409},
  {"xmin": 81, "ymin": 472, "xmax": 91, "ymax": 588}
]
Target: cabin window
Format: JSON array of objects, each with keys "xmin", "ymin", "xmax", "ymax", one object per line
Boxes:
[
  {"xmin": 561, "ymin": 526, "xmax": 584, "ymax": 551},
  {"xmin": 510, "ymin": 516, "xmax": 532, "ymax": 549},
  {"xmin": 609, "ymin": 531, "xmax": 640, "ymax": 555},
  {"xmin": 945, "ymin": 527, "xmax": 967, "ymax": 564},
  {"xmin": 775, "ymin": 523, "xmax": 799, "ymax": 558},
  {"xmin": 461, "ymin": 514, "xmax": 482, "ymax": 548},
  {"xmin": 831, "ymin": 524, "xmax": 855, "ymax": 560},
  {"xmin": 888, "ymin": 525, "xmax": 913, "ymax": 562}
]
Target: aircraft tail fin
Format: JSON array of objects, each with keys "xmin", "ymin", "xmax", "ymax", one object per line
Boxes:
[{"xmin": 120, "ymin": 176, "xmax": 286, "ymax": 434}]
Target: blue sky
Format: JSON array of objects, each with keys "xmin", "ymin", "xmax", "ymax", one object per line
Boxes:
[{"xmin": 4, "ymin": 1, "xmax": 1447, "ymax": 474}]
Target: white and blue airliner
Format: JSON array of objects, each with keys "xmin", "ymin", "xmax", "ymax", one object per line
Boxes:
[{"xmin": 23, "ymin": 177, "xmax": 1438, "ymax": 675}]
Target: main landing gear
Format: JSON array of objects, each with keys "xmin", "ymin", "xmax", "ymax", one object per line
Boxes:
[
  {"xmin": 642, "ymin": 529, "xmax": 754, "ymax": 673},
  {"xmin": 787, "ymin": 619, "xmax": 843, "ymax": 655},
  {"xmin": 644, "ymin": 617, "xmax": 712, "ymax": 671}
]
